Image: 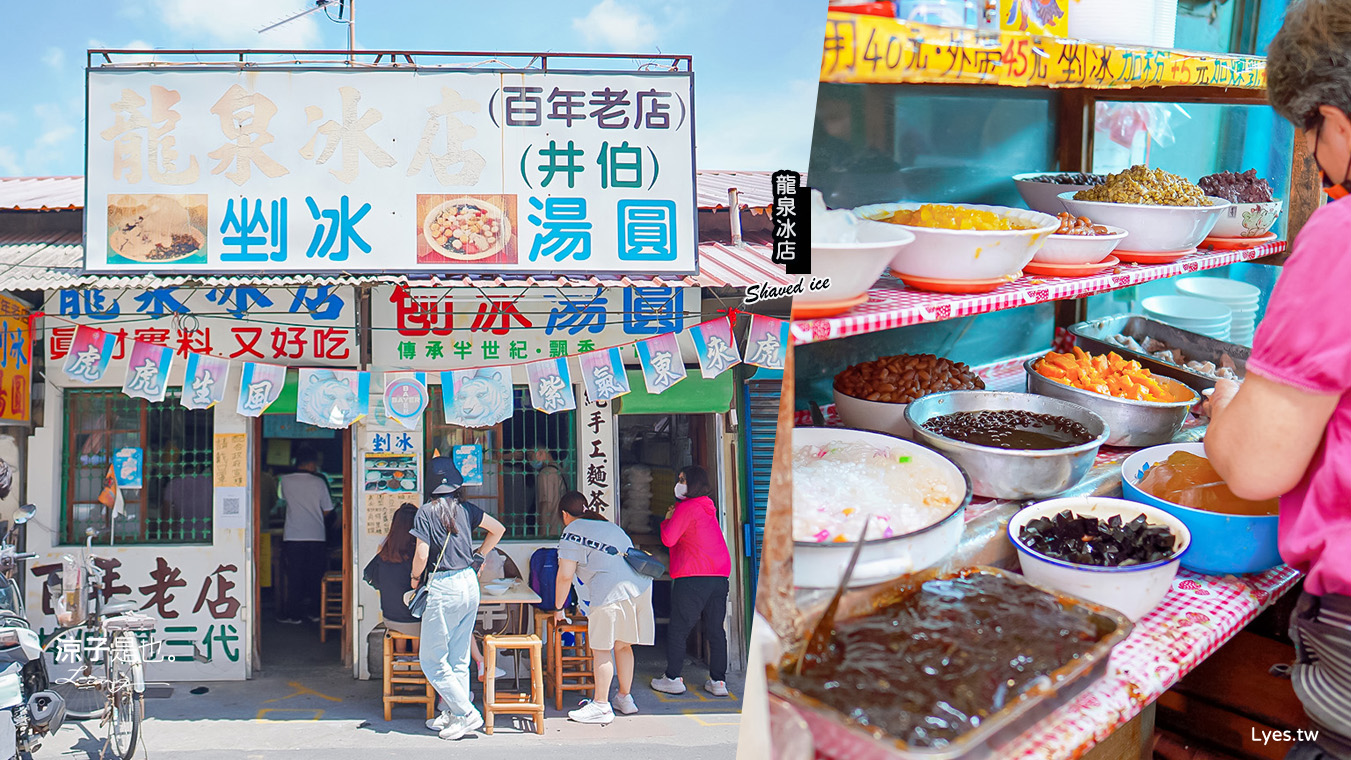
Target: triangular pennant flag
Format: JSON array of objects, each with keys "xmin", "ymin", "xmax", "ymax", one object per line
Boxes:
[
  {"xmin": 383, "ymin": 371, "xmax": 429, "ymax": 431},
  {"xmin": 526, "ymin": 357, "xmax": 576, "ymax": 414},
  {"xmin": 690, "ymin": 316, "xmax": 741, "ymax": 379},
  {"xmin": 122, "ymin": 340, "xmax": 175, "ymax": 402},
  {"xmin": 744, "ymin": 314, "xmax": 789, "ymax": 370},
  {"xmin": 635, "ymin": 333, "xmax": 687, "ymax": 394},
  {"xmin": 236, "ymin": 362, "xmax": 287, "ymax": 417},
  {"xmin": 441, "ymin": 368, "xmax": 514, "ymax": 428},
  {"xmin": 62, "ymin": 325, "xmax": 116, "ymax": 384},
  {"xmin": 182, "ymin": 353, "xmax": 231, "ymax": 410},
  {"xmin": 296, "ymin": 369, "xmax": 370, "ymax": 429},
  {"xmin": 578, "ymin": 346, "xmax": 631, "ymax": 402}
]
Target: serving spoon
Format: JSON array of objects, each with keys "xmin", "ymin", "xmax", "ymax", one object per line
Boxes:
[{"xmin": 796, "ymin": 516, "xmax": 870, "ymax": 677}]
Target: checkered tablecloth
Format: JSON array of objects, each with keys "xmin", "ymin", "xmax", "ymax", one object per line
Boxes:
[
  {"xmin": 807, "ymin": 566, "xmax": 1301, "ymax": 760},
  {"xmin": 790, "ymin": 242, "xmax": 1285, "ymax": 346}
]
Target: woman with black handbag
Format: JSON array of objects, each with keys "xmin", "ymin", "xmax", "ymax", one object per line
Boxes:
[
  {"xmin": 554, "ymin": 492, "xmax": 655, "ymax": 725},
  {"xmin": 409, "ymin": 458, "xmax": 505, "ymax": 741}
]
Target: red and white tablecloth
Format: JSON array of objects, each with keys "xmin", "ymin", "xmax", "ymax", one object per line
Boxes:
[{"xmin": 790, "ymin": 242, "xmax": 1285, "ymax": 346}]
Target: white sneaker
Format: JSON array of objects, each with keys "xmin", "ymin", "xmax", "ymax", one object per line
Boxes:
[
  {"xmin": 704, "ymin": 680, "xmax": 729, "ymax": 697},
  {"xmin": 426, "ymin": 711, "xmax": 453, "ymax": 732},
  {"xmin": 650, "ymin": 675, "xmax": 686, "ymax": 695},
  {"xmin": 567, "ymin": 700, "xmax": 615, "ymax": 725},
  {"xmin": 438, "ymin": 711, "xmax": 484, "ymax": 740},
  {"xmin": 612, "ymin": 693, "xmax": 638, "ymax": 715}
]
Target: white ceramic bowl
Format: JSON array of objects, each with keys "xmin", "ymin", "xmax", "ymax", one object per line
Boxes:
[
  {"xmin": 803, "ymin": 219, "xmax": 917, "ymax": 304},
  {"xmin": 1032, "ymin": 225, "xmax": 1129, "ymax": 264},
  {"xmin": 1209, "ymin": 200, "xmax": 1283, "ymax": 238},
  {"xmin": 1058, "ymin": 193, "xmax": 1231, "ymax": 253},
  {"xmin": 1175, "ymin": 277, "xmax": 1261, "ymax": 306},
  {"xmin": 854, "ymin": 203, "xmax": 1059, "ymax": 280},
  {"xmin": 792, "ymin": 426, "xmax": 970, "ymax": 589},
  {"xmin": 832, "ymin": 388, "xmax": 913, "ymax": 439},
  {"xmin": 1012, "ymin": 173, "xmax": 1105, "ymax": 215},
  {"xmin": 1141, "ymin": 295, "xmax": 1233, "ymax": 324},
  {"xmin": 1009, "ymin": 496, "xmax": 1191, "ymax": 621}
]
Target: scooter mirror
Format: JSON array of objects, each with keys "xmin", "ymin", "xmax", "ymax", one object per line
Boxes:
[{"xmin": 13, "ymin": 505, "xmax": 35, "ymax": 526}]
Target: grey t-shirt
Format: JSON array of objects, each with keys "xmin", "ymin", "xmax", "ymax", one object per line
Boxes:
[
  {"xmin": 558, "ymin": 519, "xmax": 651, "ymax": 609},
  {"xmin": 411, "ymin": 498, "xmax": 486, "ymax": 575},
  {"xmin": 279, "ymin": 471, "xmax": 334, "ymax": 542}
]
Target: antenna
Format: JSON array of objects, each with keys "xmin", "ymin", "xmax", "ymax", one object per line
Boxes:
[{"xmin": 259, "ymin": 0, "xmax": 356, "ymax": 65}]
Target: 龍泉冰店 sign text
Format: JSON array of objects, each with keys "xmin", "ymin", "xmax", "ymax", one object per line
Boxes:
[{"xmin": 85, "ymin": 67, "xmax": 696, "ymax": 275}]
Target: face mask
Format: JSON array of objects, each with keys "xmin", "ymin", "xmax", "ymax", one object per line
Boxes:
[
  {"xmin": 529, "ymin": 460, "xmax": 544, "ymax": 471},
  {"xmin": 1313, "ymin": 122, "xmax": 1351, "ymax": 200},
  {"xmin": 674, "ymin": 483, "xmax": 688, "ymax": 500}
]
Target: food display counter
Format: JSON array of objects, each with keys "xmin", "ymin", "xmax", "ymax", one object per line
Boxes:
[{"xmin": 756, "ymin": 8, "xmax": 1316, "ymax": 759}]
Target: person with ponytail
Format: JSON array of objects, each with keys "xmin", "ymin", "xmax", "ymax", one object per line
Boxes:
[
  {"xmin": 651, "ymin": 465, "xmax": 732, "ymax": 698},
  {"xmin": 553, "ymin": 491, "xmax": 654, "ymax": 725},
  {"xmin": 410, "ymin": 457, "xmax": 505, "ymax": 741}
]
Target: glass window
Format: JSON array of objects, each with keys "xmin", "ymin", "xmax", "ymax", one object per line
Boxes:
[
  {"xmin": 62, "ymin": 389, "xmax": 214, "ymax": 545},
  {"xmin": 425, "ymin": 387, "xmax": 577, "ymax": 541}
]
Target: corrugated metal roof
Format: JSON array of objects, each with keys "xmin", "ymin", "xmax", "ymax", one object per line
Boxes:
[
  {"xmin": 0, "ymin": 231, "xmax": 792, "ymax": 290},
  {"xmin": 0, "ymin": 172, "xmax": 780, "ymax": 212},
  {"xmin": 0, "ymin": 177, "xmax": 84, "ymax": 211},
  {"xmin": 696, "ymin": 171, "xmax": 774, "ymax": 210}
]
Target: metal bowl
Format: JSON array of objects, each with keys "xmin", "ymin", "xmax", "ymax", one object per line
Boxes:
[
  {"xmin": 1024, "ymin": 356, "xmax": 1200, "ymax": 447},
  {"xmin": 904, "ymin": 391, "xmax": 1109, "ymax": 500}
]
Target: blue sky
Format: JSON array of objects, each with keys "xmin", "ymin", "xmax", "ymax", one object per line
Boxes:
[{"xmin": 0, "ymin": 0, "xmax": 826, "ymax": 177}]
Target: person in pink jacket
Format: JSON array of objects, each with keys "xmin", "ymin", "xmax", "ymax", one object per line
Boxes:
[{"xmin": 650, "ymin": 465, "xmax": 733, "ymax": 698}]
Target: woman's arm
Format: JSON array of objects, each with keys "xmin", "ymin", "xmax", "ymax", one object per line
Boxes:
[
  {"xmin": 660, "ymin": 502, "xmax": 692, "ymax": 548},
  {"xmin": 554, "ymin": 558, "xmax": 578, "ymax": 612},
  {"xmin": 410, "ymin": 539, "xmax": 430, "ymax": 589},
  {"xmin": 476, "ymin": 514, "xmax": 507, "ymax": 560},
  {"xmin": 1205, "ymin": 375, "xmax": 1339, "ymax": 501}
]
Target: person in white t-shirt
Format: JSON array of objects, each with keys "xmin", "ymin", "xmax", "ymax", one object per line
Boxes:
[
  {"xmin": 277, "ymin": 451, "xmax": 335, "ymax": 625},
  {"xmin": 554, "ymin": 492, "xmax": 654, "ymax": 725}
]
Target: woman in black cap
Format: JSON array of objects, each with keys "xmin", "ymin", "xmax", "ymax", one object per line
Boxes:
[{"xmin": 410, "ymin": 457, "xmax": 505, "ymax": 741}]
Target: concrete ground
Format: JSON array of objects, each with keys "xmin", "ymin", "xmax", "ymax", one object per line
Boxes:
[{"xmin": 43, "ymin": 615, "xmax": 743, "ymax": 760}]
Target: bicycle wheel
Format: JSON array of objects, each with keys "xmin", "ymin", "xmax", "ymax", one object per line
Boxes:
[
  {"xmin": 106, "ymin": 632, "xmax": 142, "ymax": 760},
  {"xmin": 40, "ymin": 631, "xmax": 105, "ymax": 721}
]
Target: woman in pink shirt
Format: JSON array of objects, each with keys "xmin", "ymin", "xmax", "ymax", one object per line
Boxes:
[
  {"xmin": 1207, "ymin": 3, "xmax": 1351, "ymax": 756},
  {"xmin": 649, "ymin": 465, "xmax": 733, "ymax": 699}
]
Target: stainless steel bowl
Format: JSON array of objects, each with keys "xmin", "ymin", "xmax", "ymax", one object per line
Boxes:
[
  {"xmin": 1023, "ymin": 356, "xmax": 1199, "ymax": 447},
  {"xmin": 904, "ymin": 391, "xmax": 1109, "ymax": 500}
]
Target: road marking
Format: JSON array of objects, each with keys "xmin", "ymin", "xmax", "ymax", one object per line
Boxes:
[
  {"xmin": 255, "ymin": 708, "xmax": 325, "ymax": 721},
  {"xmin": 683, "ymin": 713, "xmax": 741, "ymax": 727},
  {"xmin": 262, "ymin": 681, "xmax": 342, "ymax": 704}
]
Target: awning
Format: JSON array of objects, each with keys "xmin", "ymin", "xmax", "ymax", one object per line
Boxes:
[{"xmin": 617, "ymin": 369, "xmax": 734, "ymax": 415}]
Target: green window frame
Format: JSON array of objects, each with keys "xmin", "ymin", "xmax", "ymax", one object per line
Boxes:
[{"xmin": 61, "ymin": 389, "xmax": 214, "ymax": 545}]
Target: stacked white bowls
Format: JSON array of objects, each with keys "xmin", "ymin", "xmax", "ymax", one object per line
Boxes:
[
  {"xmin": 1175, "ymin": 277, "xmax": 1261, "ymax": 346},
  {"xmin": 1141, "ymin": 295, "xmax": 1233, "ymax": 341}
]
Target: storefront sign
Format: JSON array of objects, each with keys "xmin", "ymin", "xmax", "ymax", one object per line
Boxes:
[
  {"xmin": 363, "ymin": 451, "xmax": 419, "ymax": 495},
  {"xmin": 576, "ymin": 390, "xmax": 615, "ymax": 518},
  {"xmin": 0, "ymin": 295, "xmax": 32, "ymax": 424},
  {"xmin": 373, "ymin": 286, "xmax": 700, "ymax": 369},
  {"xmin": 46, "ymin": 286, "xmax": 358, "ymax": 370},
  {"xmin": 86, "ymin": 69, "xmax": 696, "ymax": 275}
]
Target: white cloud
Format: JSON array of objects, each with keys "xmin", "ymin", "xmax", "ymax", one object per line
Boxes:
[
  {"xmin": 0, "ymin": 147, "xmax": 21, "ymax": 177},
  {"xmin": 42, "ymin": 47, "xmax": 64, "ymax": 71},
  {"xmin": 572, "ymin": 0, "xmax": 659, "ymax": 51},
  {"xmin": 23, "ymin": 103, "xmax": 81, "ymax": 174},
  {"xmin": 694, "ymin": 79, "xmax": 819, "ymax": 172},
  {"xmin": 155, "ymin": 0, "xmax": 322, "ymax": 49}
]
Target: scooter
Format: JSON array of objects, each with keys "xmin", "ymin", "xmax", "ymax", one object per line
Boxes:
[{"xmin": 0, "ymin": 505, "xmax": 65, "ymax": 760}]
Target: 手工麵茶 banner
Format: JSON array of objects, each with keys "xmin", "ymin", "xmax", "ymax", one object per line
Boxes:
[{"xmin": 85, "ymin": 67, "xmax": 696, "ymax": 275}]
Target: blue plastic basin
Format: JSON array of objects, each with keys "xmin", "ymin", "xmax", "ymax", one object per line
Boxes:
[{"xmin": 1120, "ymin": 443, "xmax": 1282, "ymax": 576}]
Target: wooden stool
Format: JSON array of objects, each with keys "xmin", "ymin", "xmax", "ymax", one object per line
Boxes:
[
  {"xmin": 483, "ymin": 634, "xmax": 544, "ymax": 735},
  {"xmin": 319, "ymin": 571, "xmax": 343, "ymax": 643},
  {"xmin": 548, "ymin": 616, "xmax": 595, "ymax": 710},
  {"xmin": 381, "ymin": 631, "xmax": 436, "ymax": 721}
]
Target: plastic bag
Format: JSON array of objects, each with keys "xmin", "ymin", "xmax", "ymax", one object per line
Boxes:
[
  {"xmin": 54, "ymin": 556, "xmax": 84, "ymax": 627},
  {"xmin": 1095, "ymin": 102, "xmax": 1188, "ymax": 150}
]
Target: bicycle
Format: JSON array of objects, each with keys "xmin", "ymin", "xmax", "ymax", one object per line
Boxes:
[{"xmin": 39, "ymin": 528, "xmax": 160, "ymax": 760}]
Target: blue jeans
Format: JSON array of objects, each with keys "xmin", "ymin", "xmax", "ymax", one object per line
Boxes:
[{"xmin": 418, "ymin": 568, "xmax": 481, "ymax": 721}]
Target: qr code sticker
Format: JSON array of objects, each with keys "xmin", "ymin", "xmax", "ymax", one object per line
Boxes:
[{"xmin": 221, "ymin": 496, "xmax": 241, "ymax": 516}]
